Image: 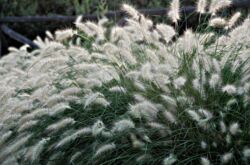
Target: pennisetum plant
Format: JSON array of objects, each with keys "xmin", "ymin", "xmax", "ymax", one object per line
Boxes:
[{"xmin": 0, "ymin": 1, "xmax": 249, "ymax": 164}]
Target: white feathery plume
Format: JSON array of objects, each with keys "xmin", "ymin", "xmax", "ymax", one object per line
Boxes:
[
  {"xmin": 76, "ymin": 37, "xmax": 81, "ymax": 46},
  {"xmin": 133, "ymin": 94, "xmax": 147, "ymax": 102},
  {"xmin": 45, "ymin": 30, "xmax": 54, "ymax": 39},
  {"xmin": 98, "ymin": 17, "xmax": 108, "ymax": 27},
  {"xmin": 0, "ymin": 131, "xmax": 12, "ymax": 146},
  {"xmin": 84, "ymin": 92, "xmax": 101, "ymax": 108},
  {"xmin": 91, "ymin": 52, "xmax": 109, "ymax": 60},
  {"xmin": 209, "ymin": 74, "xmax": 220, "ymax": 88},
  {"xmin": 55, "ymin": 29, "xmax": 74, "ymax": 41},
  {"xmin": 94, "ymin": 143, "xmax": 116, "ymax": 158},
  {"xmin": 49, "ymin": 102, "xmax": 70, "ymax": 116},
  {"xmin": 201, "ymin": 141, "xmax": 207, "ymax": 149},
  {"xmin": 19, "ymin": 108, "xmax": 49, "ymax": 125},
  {"xmin": 163, "ymin": 153, "xmax": 177, "ymax": 165},
  {"xmin": 163, "ymin": 111, "xmax": 177, "ymax": 124},
  {"xmin": 156, "ymin": 24, "xmax": 176, "ymax": 43},
  {"xmin": 132, "ymin": 139, "xmax": 145, "ymax": 149},
  {"xmin": 111, "ymin": 26, "xmax": 131, "ymax": 43},
  {"xmin": 226, "ymin": 134, "xmax": 232, "ymax": 144},
  {"xmin": 20, "ymin": 44, "xmax": 30, "ymax": 51},
  {"xmin": 93, "ymin": 98, "xmax": 110, "ymax": 107},
  {"xmin": 85, "ymin": 21, "xmax": 105, "ymax": 40},
  {"xmin": 56, "ymin": 127, "xmax": 92, "ymax": 148},
  {"xmin": 243, "ymin": 82, "xmax": 250, "ymax": 92},
  {"xmin": 212, "ymin": 58, "xmax": 221, "ymax": 73},
  {"xmin": 220, "ymin": 121, "xmax": 227, "ymax": 133},
  {"xmin": 161, "ymin": 95, "xmax": 177, "ymax": 107},
  {"xmin": 168, "ymin": 0, "xmax": 180, "ymax": 23},
  {"xmin": 8, "ymin": 47, "xmax": 19, "ymax": 53},
  {"xmin": 61, "ymin": 87, "xmax": 81, "ymax": 97},
  {"xmin": 119, "ymin": 49, "xmax": 137, "ymax": 65},
  {"xmin": 122, "ymin": 4, "xmax": 140, "ymax": 20},
  {"xmin": 140, "ymin": 62, "xmax": 153, "ymax": 81},
  {"xmin": 201, "ymin": 157, "xmax": 211, "ymax": 165},
  {"xmin": 109, "ymin": 86, "xmax": 127, "ymax": 93},
  {"xmin": 197, "ymin": 0, "xmax": 207, "ymax": 14},
  {"xmin": 75, "ymin": 20, "xmax": 87, "ymax": 33},
  {"xmin": 129, "ymin": 101, "xmax": 159, "ymax": 121},
  {"xmin": 212, "ymin": 142, "xmax": 218, "ymax": 148},
  {"xmin": 176, "ymin": 96, "xmax": 191, "ymax": 105},
  {"xmin": 209, "ymin": 0, "xmax": 232, "ymax": 15},
  {"xmin": 75, "ymin": 20, "xmax": 104, "ymax": 40},
  {"xmin": 209, "ymin": 17, "xmax": 227, "ymax": 28},
  {"xmin": 92, "ymin": 120, "xmax": 105, "ymax": 136},
  {"xmin": 221, "ymin": 152, "xmax": 233, "ymax": 164},
  {"xmin": 70, "ymin": 152, "xmax": 82, "ymax": 163},
  {"xmin": 148, "ymin": 122, "xmax": 166, "ymax": 130},
  {"xmin": 75, "ymin": 15, "xmax": 82, "ymax": 25},
  {"xmin": 142, "ymin": 135, "xmax": 152, "ymax": 143},
  {"xmin": 243, "ymin": 148, "xmax": 250, "ymax": 158},
  {"xmin": 222, "ymin": 85, "xmax": 237, "ymax": 94},
  {"xmin": 30, "ymin": 57, "xmax": 68, "ymax": 73},
  {"xmin": 46, "ymin": 94, "xmax": 65, "ymax": 107},
  {"xmin": 31, "ymin": 138, "xmax": 50, "ymax": 162},
  {"xmin": 112, "ymin": 119, "xmax": 135, "ymax": 132},
  {"xmin": 192, "ymin": 78, "xmax": 202, "ymax": 91},
  {"xmin": 242, "ymin": 74, "xmax": 250, "ymax": 84},
  {"xmin": 186, "ymin": 110, "xmax": 201, "ymax": 122},
  {"xmin": 178, "ymin": 29, "xmax": 200, "ymax": 53},
  {"xmin": 18, "ymin": 120, "xmax": 38, "ymax": 132},
  {"xmin": 126, "ymin": 71, "xmax": 140, "ymax": 82},
  {"xmin": 76, "ymin": 78, "xmax": 102, "ymax": 88},
  {"xmin": 198, "ymin": 109, "xmax": 213, "ymax": 120},
  {"xmin": 227, "ymin": 12, "xmax": 241, "ymax": 29},
  {"xmin": 229, "ymin": 122, "xmax": 241, "ymax": 135},
  {"xmin": 128, "ymin": 134, "xmax": 144, "ymax": 149},
  {"xmin": 226, "ymin": 98, "xmax": 237, "ymax": 107},
  {"xmin": 46, "ymin": 118, "xmax": 75, "ymax": 132},
  {"xmin": 173, "ymin": 76, "xmax": 186, "ymax": 89},
  {"xmin": 2, "ymin": 113, "xmax": 21, "ymax": 124},
  {"xmin": 145, "ymin": 49, "xmax": 160, "ymax": 64},
  {"xmin": 0, "ymin": 134, "xmax": 32, "ymax": 159}
]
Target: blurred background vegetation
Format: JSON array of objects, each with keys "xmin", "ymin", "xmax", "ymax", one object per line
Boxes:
[
  {"xmin": 0, "ymin": 0, "xmax": 198, "ymax": 17},
  {"xmin": 0, "ymin": 0, "xmax": 247, "ymax": 55},
  {"xmin": 0, "ymin": 0, "xmax": 180, "ymax": 54}
]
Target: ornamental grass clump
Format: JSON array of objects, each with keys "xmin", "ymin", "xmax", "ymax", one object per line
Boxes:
[{"xmin": 0, "ymin": 1, "xmax": 249, "ymax": 165}]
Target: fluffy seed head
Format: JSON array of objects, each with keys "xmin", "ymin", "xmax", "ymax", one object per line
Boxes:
[
  {"xmin": 243, "ymin": 148, "xmax": 250, "ymax": 158},
  {"xmin": 222, "ymin": 85, "xmax": 237, "ymax": 94},
  {"xmin": 227, "ymin": 12, "xmax": 241, "ymax": 29},
  {"xmin": 122, "ymin": 4, "xmax": 140, "ymax": 20},
  {"xmin": 94, "ymin": 143, "xmax": 116, "ymax": 158},
  {"xmin": 55, "ymin": 29, "xmax": 74, "ymax": 41},
  {"xmin": 201, "ymin": 157, "xmax": 211, "ymax": 165},
  {"xmin": 209, "ymin": 0, "xmax": 232, "ymax": 15},
  {"xmin": 168, "ymin": 0, "xmax": 180, "ymax": 23},
  {"xmin": 112, "ymin": 119, "xmax": 135, "ymax": 132},
  {"xmin": 163, "ymin": 153, "xmax": 177, "ymax": 165},
  {"xmin": 209, "ymin": 18, "xmax": 227, "ymax": 28},
  {"xmin": 197, "ymin": 0, "xmax": 207, "ymax": 14},
  {"xmin": 46, "ymin": 118, "xmax": 75, "ymax": 132},
  {"xmin": 229, "ymin": 122, "xmax": 241, "ymax": 135},
  {"xmin": 221, "ymin": 152, "xmax": 233, "ymax": 164}
]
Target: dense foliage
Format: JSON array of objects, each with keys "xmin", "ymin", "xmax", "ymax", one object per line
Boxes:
[{"xmin": 0, "ymin": 1, "xmax": 249, "ymax": 165}]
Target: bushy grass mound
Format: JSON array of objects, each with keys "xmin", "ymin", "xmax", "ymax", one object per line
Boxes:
[{"xmin": 0, "ymin": 1, "xmax": 249, "ymax": 165}]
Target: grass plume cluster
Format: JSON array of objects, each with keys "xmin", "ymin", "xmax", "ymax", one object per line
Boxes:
[{"xmin": 0, "ymin": 1, "xmax": 250, "ymax": 164}]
